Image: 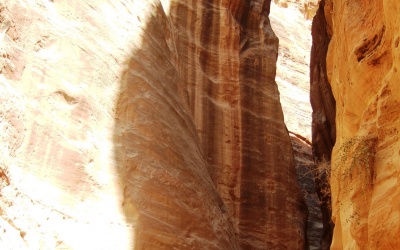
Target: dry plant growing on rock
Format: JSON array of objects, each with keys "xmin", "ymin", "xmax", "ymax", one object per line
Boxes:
[
  {"xmin": 314, "ymin": 158, "xmax": 332, "ymax": 210},
  {"xmin": 335, "ymin": 135, "xmax": 378, "ymax": 227},
  {"xmin": 338, "ymin": 136, "xmax": 378, "ymax": 192},
  {"xmin": 306, "ymin": 158, "xmax": 332, "ymax": 212}
]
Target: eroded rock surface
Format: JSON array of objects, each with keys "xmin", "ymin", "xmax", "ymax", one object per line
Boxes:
[
  {"xmin": 322, "ymin": 0, "xmax": 400, "ymax": 248},
  {"xmin": 0, "ymin": 0, "xmax": 306, "ymax": 249}
]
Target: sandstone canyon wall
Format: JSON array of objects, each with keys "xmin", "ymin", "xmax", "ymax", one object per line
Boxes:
[
  {"xmin": 311, "ymin": 0, "xmax": 400, "ymax": 249},
  {"xmin": 0, "ymin": 0, "xmax": 307, "ymax": 249},
  {"xmin": 166, "ymin": 1, "xmax": 308, "ymax": 248}
]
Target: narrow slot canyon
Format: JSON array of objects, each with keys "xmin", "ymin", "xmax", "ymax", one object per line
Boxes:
[
  {"xmin": 1, "ymin": 0, "xmax": 400, "ymax": 249},
  {"xmin": 270, "ymin": 1, "xmax": 334, "ymax": 249},
  {"xmin": 270, "ymin": 2, "xmax": 326, "ymax": 249}
]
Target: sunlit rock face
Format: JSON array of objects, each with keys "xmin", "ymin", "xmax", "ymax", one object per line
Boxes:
[
  {"xmin": 1, "ymin": 0, "xmax": 306, "ymax": 249},
  {"xmin": 271, "ymin": 0, "xmax": 318, "ymax": 141},
  {"xmin": 321, "ymin": 0, "xmax": 400, "ymax": 249},
  {"xmin": 0, "ymin": 1, "xmax": 142, "ymax": 249}
]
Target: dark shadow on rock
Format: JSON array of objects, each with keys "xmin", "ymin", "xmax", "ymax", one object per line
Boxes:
[
  {"xmin": 310, "ymin": 0, "xmax": 336, "ymax": 248},
  {"xmin": 290, "ymin": 133, "xmax": 324, "ymax": 250}
]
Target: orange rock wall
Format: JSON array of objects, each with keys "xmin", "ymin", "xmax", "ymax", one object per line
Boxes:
[{"xmin": 324, "ymin": 0, "xmax": 400, "ymax": 248}]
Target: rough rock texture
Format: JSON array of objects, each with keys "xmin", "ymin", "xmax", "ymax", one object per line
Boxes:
[
  {"xmin": 323, "ymin": 0, "xmax": 400, "ymax": 249},
  {"xmin": 310, "ymin": 0, "xmax": 336, "ymax": 249},
  {"xmin": 273, "ymin": 0, "xmax": 319, "ymax": 20},
  {"xmin": 271, "ymin": 0, "xmax": 316, "ymax": 140},
  {"xmin": 0, "ymin": 0, "xmax": 307, "ymax": 249}
]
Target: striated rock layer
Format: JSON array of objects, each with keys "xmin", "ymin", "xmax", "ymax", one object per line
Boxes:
[
  {"xmin": 321, "ymin": 0, "xmax": 400, "ymax": 248},
  {"xmin": 165, "ymin": 0, "xmax": 307, "ymax": 248},
  {"xmin": 0, "ymin": 0, "xmax": 306, "ymax": 249}
]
